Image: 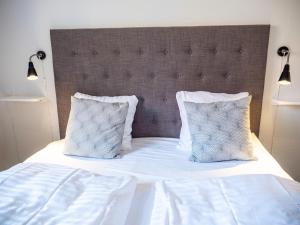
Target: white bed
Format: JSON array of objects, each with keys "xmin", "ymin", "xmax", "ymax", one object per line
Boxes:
[
  {"xmin": 12, "ymin": 26, "xmax": 297, "ymax": 225},
  {"xmin": 24, "ymin": 134, "xmax": 299, "ymax": 225}
]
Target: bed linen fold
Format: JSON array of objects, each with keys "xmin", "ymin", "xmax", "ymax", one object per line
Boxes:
[
  {"xmin": 0, "ymin": 162, "xmax": 136, "ymax": 225},
  {"xmin": 150, "ymin": 174, "xmax": 300, "ymax": 225}
]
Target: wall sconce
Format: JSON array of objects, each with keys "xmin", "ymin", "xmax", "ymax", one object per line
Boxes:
[
  {"xmin": 277, "ymin": 46, "xmax": 291, "ymax": 85},
  {"xmin": 27, "ymin": 50, "xmax": 46, "ymax": 80}
]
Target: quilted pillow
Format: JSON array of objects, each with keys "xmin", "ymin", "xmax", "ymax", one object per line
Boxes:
[
  {"xmin": 176, "ymin": 91, "xmax": 249, "ymax": 151},
  {"xmin": 64, "ymin": 97, "xmax": 129, "ymax": 159},
  {"xmin": 74, "ymin": 92, "xmax": 138, "ymax": 151},
  {"xmin": 184, "ymin": 96, "xmax": 254, "ymax": 162}
]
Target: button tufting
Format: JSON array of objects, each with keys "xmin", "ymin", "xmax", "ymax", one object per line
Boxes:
[
  {"xmin": 240, "ymin": 143, "xmax": 244, "ymax": 149},
  {"xmin": 175, "ymin": 73, "xmax": 182, "ymax": 79},
  {"xmin": 82, "ymin": 73, "xmax": 88, "ymax": 80},
  {"xmin": 161, "ymin": 49, "xmax": 168, "ymax": 55},
  {"xmin": 149, "ymin": 72, "xmax": 155, "ymax": 79},
  {"xmin": 71, "ymin": 50, "xmax": 77, "ymax": 56},
  {"xmin": 113, "ymin": 49, "xmax": 120, "ymax": 55},
  {"xmin": 222, "ymin": 72, "xmax": 230, "ymax": 79},
  {"xmin": 225, "ymin": 112, "xmax": 229, "ymax": 119},
  {"xmin": 238, "ymin": 47, "xmax": 243, "ymax": 54},
  {"xmin": 126, "ymin": 72, "xmax": 132, "ymax": 78},
  {"xmin": 137, "ymin": 48, "xmax": 143, "ymax": 55},
  {"xmin": 152, "ymin": 116, "xmax": 158, "ymax": 124},
  {"xmin": 92, "ymin": 50, "xmax": 98, "ymax": 55},
  {"xmin": 103, "ymin": 73, "xmax": 109, "ymax": 79},
  {"xmin": 162, "ymin": 97, "xmax": 167, "ymax": 103},
  {"xmin": 198, "ymin": 72, "xmax": 204, "ymax": 79},
  {"xmin": 210, "ymin": 47, "xmax": 217, "ymax": 54},
  {"xmin": 198, "ymin": 125, "xmax": 202, "ymax": 131},
  {"xmin": 186, "ymin": 48, "xmax": 192, "ymax": 55}
]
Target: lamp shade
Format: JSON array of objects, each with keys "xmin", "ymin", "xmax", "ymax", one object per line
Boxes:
[
  {"xmin": 278, "ymin": 64, "xmax": 291, "ymax": 85},
  {"xmin": 27, "ymin": 62, "xmax": 38, "ymax": 80}
]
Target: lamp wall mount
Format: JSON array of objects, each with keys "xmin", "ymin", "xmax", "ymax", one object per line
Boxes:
[
  {"xmin": 277, "ymin": 46, "xmax": 289, "ymax": 57},
  {"xmin": 29, "ymin": 50, "xmax": 46, "ymax": 62}
]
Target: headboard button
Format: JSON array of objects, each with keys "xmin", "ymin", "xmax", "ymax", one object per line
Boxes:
[
  {"xmin": 175, "ymin": 73, "xmax": 182, "ymax": 79},
  {"xmin": 138, "ymin": 48, "xmax": 143, "ymax": 55},
  {"xmin": 187, "ymin": 48, "xmax": 192, "ymax": 55},
  {"xmin": 198, "ymin": 72, "xmax": 204, "ymax": 79},
  {"xmin": 113, "ymin": 49, "xmax": 120, "ymax": 55},
  {"xmin": 126, "ymin": 72, "xmax": 132, "ymax": 79},
  {"xmin": 162, "ymin": 49, "xmax": 168, "ymax": 55},
  {"xmin": 92, "ymin": 50, "xmax": 98, "ymax": 55},
  {"xmin": 71, "ymin": 51, "xmax": 77, "ymax": 56},
  {"xmin": 210, "ymin": 47, "xmax": 217, "ymax": 54},
  {"xmin": 238, "ymin": 47, "xmax": 243, "ymax": 54},
  {"xmin": 82, "ymin": 73, "xmax": 88, "ymax": 80},
  {"xmin": 103, "ymin": 73, "xmax": 109, "ymax": 79},
  {"xmin": 223, "ymin": 72, "xmax": 230, "ymax": 79},
  {"xmin": 149, "ymin": 73, "xmax": 155, "ymax": 79},
  {"xmin": 152, "ymin": 117, "xmax": 158, "ymax": 124}
]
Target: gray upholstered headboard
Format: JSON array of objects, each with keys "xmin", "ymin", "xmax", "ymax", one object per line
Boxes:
[{"xmin": 51, "ymin": 25, "xmax": 270, "ymax": 138}]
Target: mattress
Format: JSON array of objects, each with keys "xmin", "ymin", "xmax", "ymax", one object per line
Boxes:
[{"xmin": 27, "ymin": 134, "xmax": 290, "ymax": 181}]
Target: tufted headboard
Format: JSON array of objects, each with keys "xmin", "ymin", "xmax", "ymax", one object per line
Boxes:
[{"xmin": 51, "ymin": 25, "xmax": 270, "ymax": 138}]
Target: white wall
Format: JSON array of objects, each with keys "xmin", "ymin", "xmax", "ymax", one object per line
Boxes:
[{"xmin": 0, "ymin": 0, "xmax": 299, "ymax": 178}]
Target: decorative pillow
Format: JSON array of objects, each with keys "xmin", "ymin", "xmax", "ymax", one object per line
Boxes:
[
  {"xmin": 74, "ymin": 92, "xmax": 138, "ymax": 151},
  {"xmin": 176, "ymin": 91, "xmax": 249, "ymax": 151},
  {"xmin": 184, "ymin": 96, "xmax": 254, "ymax": 162},
  {"xmin": 64, "ymin": 97, "xmax": 129, "ymax": 159}
]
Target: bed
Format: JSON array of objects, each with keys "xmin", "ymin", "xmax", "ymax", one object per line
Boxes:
[
  {"xmin": 1, "ymin": 25, "xmax": 300, "ymax": 225},
  {"xmin": 25, "ymin": 135, "xmax": 296, "ymax": 225}
]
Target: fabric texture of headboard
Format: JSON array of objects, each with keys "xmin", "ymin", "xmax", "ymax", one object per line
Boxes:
[{"xmin": 50, "ymin": 25, "xmax": 270, "ymax": 138}]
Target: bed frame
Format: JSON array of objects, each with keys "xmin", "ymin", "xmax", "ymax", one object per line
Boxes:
[{"xmin": 50, "ymin": 25, "xmax": 270, "ymax": 138}]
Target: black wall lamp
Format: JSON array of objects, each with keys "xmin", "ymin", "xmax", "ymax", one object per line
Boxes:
[
  {"xmin": 277, "ymin": 46, "xmax": 291, "ymax": 85},
  {"xmin": 27, "ymin": 50, "xmax": 46, "ymax": 80}
]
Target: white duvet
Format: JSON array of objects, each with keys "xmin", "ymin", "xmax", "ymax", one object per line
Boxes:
[
  {"xmin": 151, "ymin": 175, "xmax": 300, "ymax": 225},
  {"xmin": 1, "ymin": 135, "xmax": 300, "ymax": 225},
  {"xmin": 1, "ymin": 163, "xmax": 299, "ymax": 225},
  {"xmin": 0, "ymin": 163, "xmax": 136, "ymax": 225}
]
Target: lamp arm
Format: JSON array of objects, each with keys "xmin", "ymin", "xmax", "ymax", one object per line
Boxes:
[
  {"xmin": 29, "ymin": 51, "xmax": 46, "ymax": 62},
  {"xmin": 29, "ymin": 54, "xmax": 37, "ymax": 62}
]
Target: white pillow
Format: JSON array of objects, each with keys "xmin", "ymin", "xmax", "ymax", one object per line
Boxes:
[
  {"xmin": 74, "ymin": 92, "xmax": 138, "ymax": 151},
  {"xmin": 176, "ymin": 91, "xmax": 249, "ymax": 151}
]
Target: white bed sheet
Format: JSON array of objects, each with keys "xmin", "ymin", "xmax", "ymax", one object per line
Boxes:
[{"xmin": 26, "ymin": 134, "xmax": 290, "ymax": 181}]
